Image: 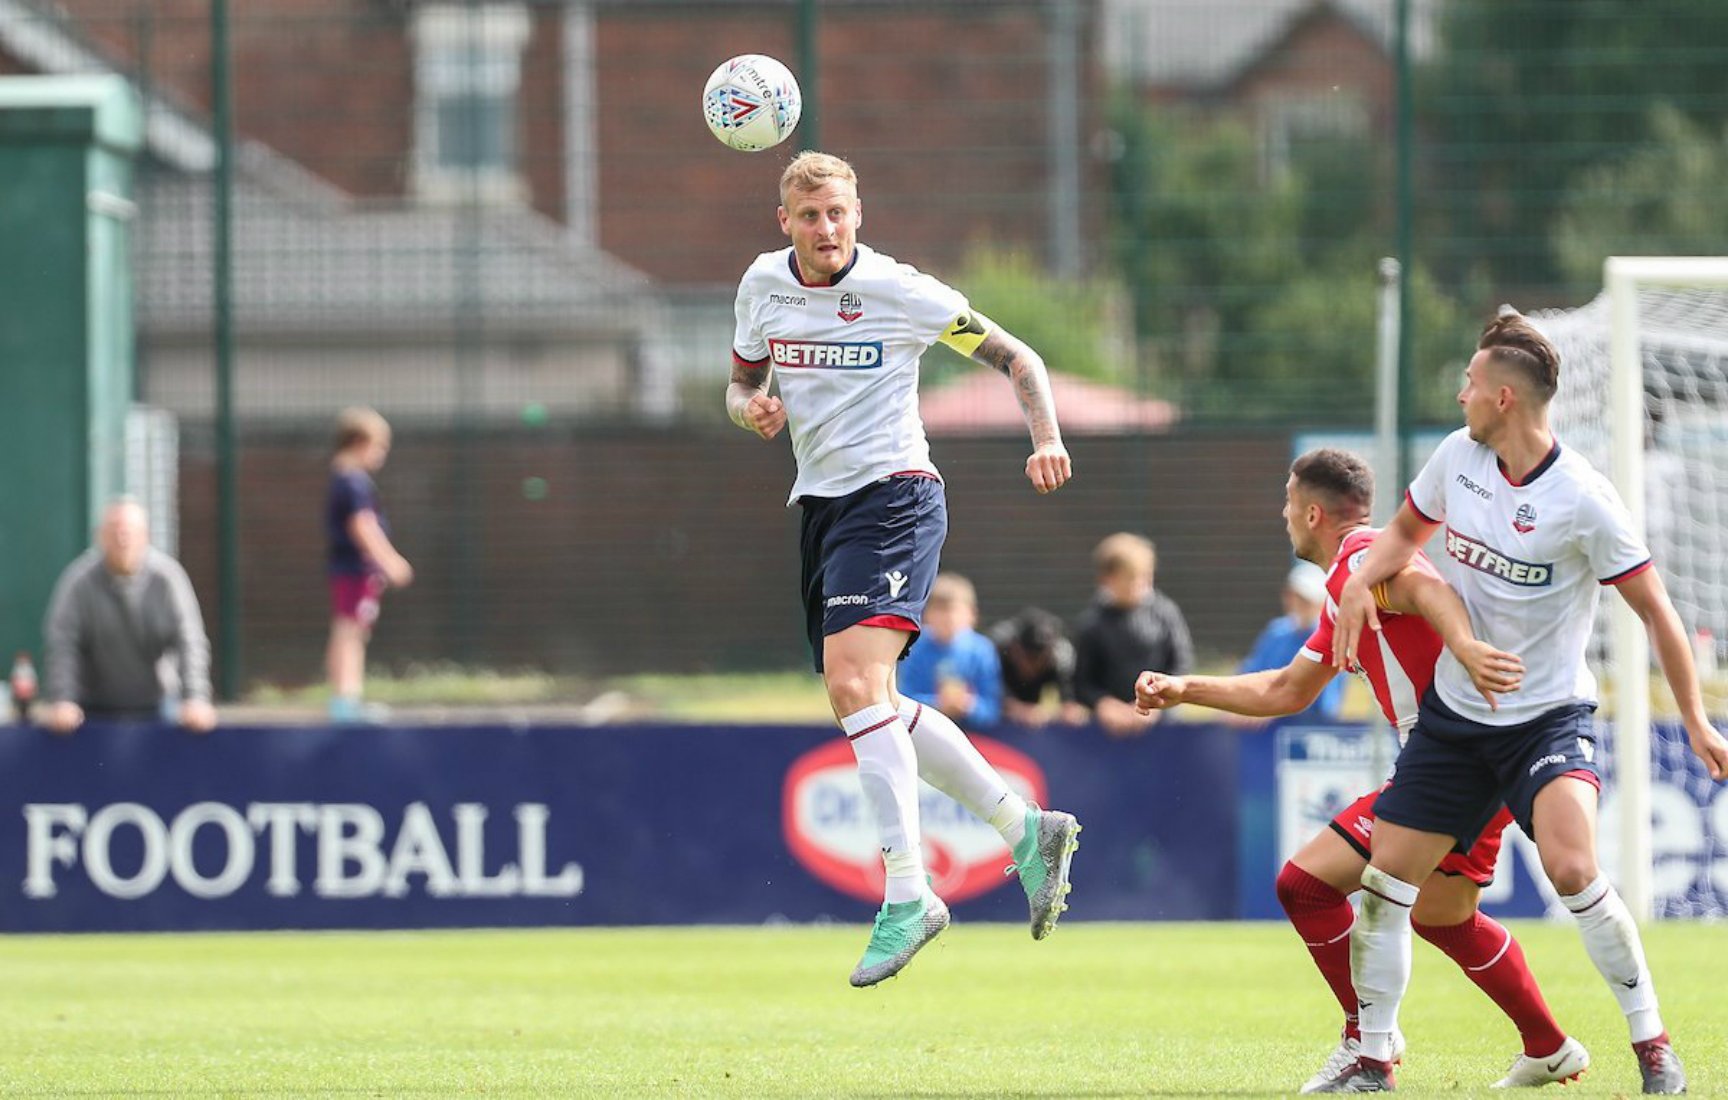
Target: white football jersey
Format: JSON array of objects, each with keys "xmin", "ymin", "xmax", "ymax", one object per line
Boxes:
[
  {"xmin": 732, "ymin": 243, "xmax": 970, "ymax": 503},
  {"xmin": 1407, "ymin": 427, "xmax": 1651, "ymax": 726}
]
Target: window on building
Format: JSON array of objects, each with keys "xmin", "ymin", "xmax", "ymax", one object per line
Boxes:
[
  {"xmin": 1260, "ymin": 92, "xmax": 1381, "ymax": 247},
  {"xmin": 412, "ymin": 4, "xmax": 531, "ymax": 203},
  {"xmin": 1260, "ymin": 93, "xmax": 1370, "ymax": 182}
]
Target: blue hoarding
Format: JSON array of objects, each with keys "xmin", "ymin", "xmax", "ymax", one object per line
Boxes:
[
  {"xmin": 3, "ymin": 717, "xmax": 1719, "ymax": 932},
  {"xmin": 0, "ymin": 721, "xmax": 1236, "ymax": 932}
]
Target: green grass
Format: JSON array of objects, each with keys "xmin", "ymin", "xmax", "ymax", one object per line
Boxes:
[
  {"xmin": 238, "ymin": 658, "xmax": 1728, "ymax": 726},
  {"xmin": 245, "ymin": 664, "xmax": 582, "ymax": 708},
  {"xmin": 610, "ymin": 671, "xmax": 832, "ymax": 722},
  {"xmin": 2, "ymin": 921, "xmax": 1720, "ymax": 1096},
  {"xmin": 243, "ymin": 667, "xmax": 834, "ymax": 722}
]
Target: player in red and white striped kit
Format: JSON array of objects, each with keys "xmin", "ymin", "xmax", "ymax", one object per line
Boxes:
[{"xmin": 1136, "ymin": 448, "xmax": 1586, "ymax": 1092}]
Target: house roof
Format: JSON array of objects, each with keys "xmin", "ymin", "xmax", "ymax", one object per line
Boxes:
[
  {"xmin": 1100, "ymin": 0, "xmax": 1437, "ymax": 93},
  {"xmin": 138, "ymin": 152, "xmax": 660, "ymax": 337},
  {"xmin": 0, "ymin": 0, "xmax": 661, "ymax": 337},
  {"xmin": 0, "ymin": 0, "xmax": 212, "ymax": 170},
  {"xmin": 919, "ymin": 370, "xmax": 1177, "ymax": 436}
]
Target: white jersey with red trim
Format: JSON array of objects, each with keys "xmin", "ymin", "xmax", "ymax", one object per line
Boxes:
[
  {"xmin": 1406, "ymin": 427, "xmax": 1651, "ymax": 726},
  {"xmin": 732, "ymin": 243, "xmax": 970, "ymax": 504},
  {"xmin": 1300, "ymin": 526, "xmax": 1444, "ymax": 731}
]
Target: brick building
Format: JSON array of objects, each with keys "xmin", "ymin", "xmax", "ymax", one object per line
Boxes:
[{"xmin": 0, "ymin": 0, "xmax": 1323, "ymax": 682}]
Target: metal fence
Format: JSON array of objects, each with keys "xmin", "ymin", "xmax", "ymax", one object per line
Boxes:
[{"xmin": 4, "ymin": 0, "xmax": 1727, "ymax": 688}]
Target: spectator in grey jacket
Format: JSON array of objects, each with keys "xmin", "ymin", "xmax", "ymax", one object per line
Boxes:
[
  {"xmin": 1074, "ymin": 532, "xmax": 1193, "ymax": 737},
  {"xmin": 42, "ymin": 498, "xmax": 216, "ymax": 734}
]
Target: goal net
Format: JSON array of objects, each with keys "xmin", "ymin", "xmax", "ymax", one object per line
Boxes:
[{"xmin": 1533, "ymin": 258, "xmax": 1728, "ymax": 919}]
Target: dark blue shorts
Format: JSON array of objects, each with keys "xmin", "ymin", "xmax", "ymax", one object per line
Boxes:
[
  {"xmin": 1373, "ymin": 688, "xmax": 1602, "ymax": 851},
  {"xmin": 798, "ymin": 475, "xmax": 947, "ymax": 673}
]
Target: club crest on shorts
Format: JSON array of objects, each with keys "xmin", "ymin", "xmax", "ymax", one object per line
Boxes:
[
  {"xmin": 1513, "ymin": 503, "xmax": 1538, "ymax": 534},
  {"xmin": 782, "ymin": 736, "xmax": 1048, "ymax": 903},
  {"xmin": 837, "ymin": 292, "xmax": 864, "ymax": 323}
]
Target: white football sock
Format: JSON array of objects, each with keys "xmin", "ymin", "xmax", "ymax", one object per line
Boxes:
[
  {"xmin": 899, "ymin": 698, "xmax": 1029, "ymax": 847},
  {"xmin": 1561, "ymin": 873, "xmax": 1663, "ymax": 1041},
  {"xmin": 841, "ymin": 704, "xmax": 926, "ymax": 904},
  {"xmin": 1354, "ymin": 866, "xmax": 1419, "ymax": 1063}
]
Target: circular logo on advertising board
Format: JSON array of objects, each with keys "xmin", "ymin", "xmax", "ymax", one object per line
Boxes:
[{"xmin": 781, "ymin": 735, "xmax": 1048, "ymax": 904}]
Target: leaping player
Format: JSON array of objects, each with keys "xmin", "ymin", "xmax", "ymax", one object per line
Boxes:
[
  {"xmin": 728, "ymin": 151, "xmax": 1082, "ymax": 987},
  {"xmin": 1136, "ymin": 447, "xmax": 1587, "ymax": 1091},
  {"xmin": 1324, "ymin": 310, "xmax": 1728, "ymax": 1094}
]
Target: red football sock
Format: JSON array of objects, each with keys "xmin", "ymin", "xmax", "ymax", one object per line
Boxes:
[
  {"xmin": 1414, "ymin": 910, "xmax": 1567, "ymax": 1057},
  {"xmin": 1276, "ymin": 861, "xmax": 1358, "ymax": 1036}
]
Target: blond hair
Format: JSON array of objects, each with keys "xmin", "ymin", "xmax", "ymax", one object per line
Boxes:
[
  {"xmin": 928, "ymin": 573, "xmax": 977, "ymax": 612},
  {"xmin": 779, "ymin": 150, "xmax": 857, "ymax": 207},
  {"xmin": 1093, "ymin": 533, "xmax": 1156, "ymax": 580},
  {"xmin": 334, "ymin": 406, "xmax": 391, "ymax": 454}
]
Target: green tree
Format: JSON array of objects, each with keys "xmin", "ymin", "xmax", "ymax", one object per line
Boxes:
[
  {"xmin": 922, "ymin": 245, "xmax": 1130, "ymax": 387},
  {"xmin": 1552, "ymin": 103, "xmax": 1728, "ymax": 286},
  {"xmin": 1420, "ymin": 0, "xmax": 1728, "ymax": 295},
  {"xmin": 1109, "ymin": 105, "xmax": 1305, "ymax": 402},
  {"xmin": 1251, "ymin": 262, "xmax": 1476, "ymax": 424}
]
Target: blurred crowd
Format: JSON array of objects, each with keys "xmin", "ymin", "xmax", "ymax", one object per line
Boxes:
[
  {"xmin": 5, "ymin": 425, "xmax": 1348, "ymax": 737},
  {"xmin": 4, "ymin": 407, "xmax": 413, "ymax": 734},
  {"xmin": 898, "ymin": 534, "xmax": 1344, "ymax": 738}
]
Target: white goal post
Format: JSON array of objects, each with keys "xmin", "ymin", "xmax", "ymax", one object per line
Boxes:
[
  {"xmin": 1606, "ymin": 258, "xmax": 1728, "ymax": 921},
  {"xmin": 1538, "ymin": 257, "xmax": 1728, "ymax": 921}
]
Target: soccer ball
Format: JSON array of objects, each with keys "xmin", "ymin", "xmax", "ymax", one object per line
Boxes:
[{"xmin": 702, "ymin": 54, "xmax": 802, "ymax": 153}]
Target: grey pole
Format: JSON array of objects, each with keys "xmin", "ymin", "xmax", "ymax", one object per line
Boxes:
[{"xmin": 1048, "ymin": 0, "xmax": 1083, "ymax": 278}]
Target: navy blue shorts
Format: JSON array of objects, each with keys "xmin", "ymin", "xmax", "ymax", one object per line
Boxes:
[
  {"xmin": 1373, "ymin": 689, "xmax": 1602, "ymax": 851},
  {"xmin": 798, "ymin": 475, "xmax": 947, "ymax": 673}
]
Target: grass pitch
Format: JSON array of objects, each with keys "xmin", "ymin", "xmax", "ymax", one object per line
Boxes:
[{"xmin": 2, "ymin": 920, "xmax": 1720, "ymax": 1096}]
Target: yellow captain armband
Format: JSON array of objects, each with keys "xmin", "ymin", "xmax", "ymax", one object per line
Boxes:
[
  {"xmin": 936, "ymin": 310, "xmax": 990, "ymax": 357},
  {"xmin": 1371, "ymin": 581, "xmax": 1395, "ymax": 612}
]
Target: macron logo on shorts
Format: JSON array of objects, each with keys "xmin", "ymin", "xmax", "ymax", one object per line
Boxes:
[
  {"xmin": 769, "ymin": 339, "xmax": 884, "ymax": 369},
  {"xmin": 1529, "ymin": 752, "xmax": 1568, "ymax": 776}
]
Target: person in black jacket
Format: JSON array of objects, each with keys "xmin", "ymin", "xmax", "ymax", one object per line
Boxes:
[
  {"xmin": 1073, "ymin": 532, "xmax": 1193, "ymax": 736},
  {"xmin": 989, "ymin": 607, "xmax": 1085, "ymax": 727}
]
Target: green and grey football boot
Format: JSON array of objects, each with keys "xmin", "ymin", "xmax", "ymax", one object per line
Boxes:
[
  {"xmin": 1008, "ymin": 804, "xmax": 1082, "ymax": 940},
  {"xmin": 848, "ymin": 893, "xmax": 951, "ymax": 988}
]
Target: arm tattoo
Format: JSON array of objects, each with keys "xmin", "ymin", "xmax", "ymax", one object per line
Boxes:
[
  {"xmin": 972, "ymin": 331, "xmax": 1062, "ymax": 448},
  {"xmin": 727, "ymin": 360, "xmax": 773, "ymax": 430},
  {"xmin": 730, "ymin": 361, "xmax": 771, "ymax": 392}
]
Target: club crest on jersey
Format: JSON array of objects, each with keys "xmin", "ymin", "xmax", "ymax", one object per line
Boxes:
[
  {"xmin": 1512, "ymin": 503, "xmax": 1538, "ymax": 534},
  {"xmin": 837, "ymin": 292, "xmax": 864, "ymax": 323}
]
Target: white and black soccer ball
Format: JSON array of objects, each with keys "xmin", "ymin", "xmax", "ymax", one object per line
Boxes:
[{"xmin": 702, "ymin": 54, "xmax": 802, "ymax": 153}]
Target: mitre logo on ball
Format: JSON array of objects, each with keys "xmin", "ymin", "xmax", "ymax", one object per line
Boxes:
[
  {"xmin": 702, "ymin": 54, "xmax": 802, "ymax": 152},
  {"xmin": 782, "ymin": 737, "xmax": 1047, "ymax": 904}
]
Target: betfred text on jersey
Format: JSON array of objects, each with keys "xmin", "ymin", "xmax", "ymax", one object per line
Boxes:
[
  {"xmin": 768, "ymin": 339, "xmax": 884, "ymax": 369},
  {"xmin": 1445, "ymin": 528, "xmax": 1553, "ymax": 586}
]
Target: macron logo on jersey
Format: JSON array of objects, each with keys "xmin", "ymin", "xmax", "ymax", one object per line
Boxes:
[
  {"xmin": 769, "ymin": 339, "xmax": 885, "ymax": 370},
  {"xmin": 1445, "ymin": 528, "xmax": 1553, "ymax": 587}
]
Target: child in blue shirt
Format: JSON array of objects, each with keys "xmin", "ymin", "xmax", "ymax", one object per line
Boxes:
[{"xmin": 898, "ymin": 573, "xmax": 1002, "ymax": 728}]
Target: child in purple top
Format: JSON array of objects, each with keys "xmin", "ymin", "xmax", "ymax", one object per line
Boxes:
[{"xmin": 325, "ymin": 407, "xmax": 413, "ymax": 723}]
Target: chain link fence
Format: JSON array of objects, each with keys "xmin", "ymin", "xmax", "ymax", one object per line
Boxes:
[{"xmin": 4, "ymin": 0, "xmax": 1727, "ymax": 687}]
